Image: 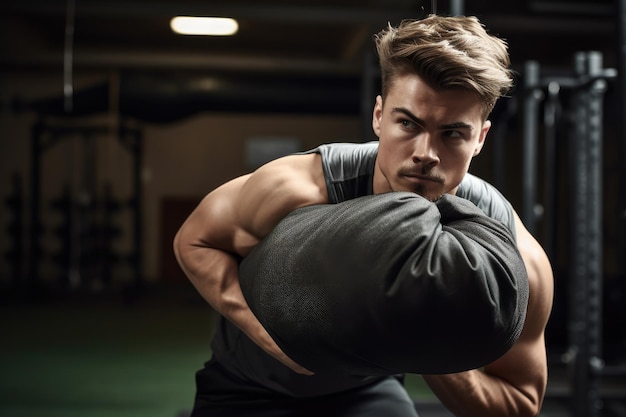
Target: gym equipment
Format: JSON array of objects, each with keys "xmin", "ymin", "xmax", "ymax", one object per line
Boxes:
[
  {"xmin": 3, "ymin": 174, "xmax": 24, "ymax": 287},
  {"xmin": 240, "ymin": 191, "xmax": 528, "ymax": 375},
  {"xmin": 27, "ymin": 121, "xmax": 143, "ymax": 294},
  {"xmin": 521, "ymin": 52, "xmax": 619, "ymax": 417}
]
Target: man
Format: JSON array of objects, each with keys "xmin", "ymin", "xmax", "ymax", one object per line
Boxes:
[{"xmin": 174, "ymin": 15, "xmax": 553, "ymax": 417}]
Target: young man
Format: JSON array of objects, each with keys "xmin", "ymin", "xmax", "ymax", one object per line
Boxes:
[{"xmin": 174, "ymin": 15, "xmax": 554, "ymax": 417}]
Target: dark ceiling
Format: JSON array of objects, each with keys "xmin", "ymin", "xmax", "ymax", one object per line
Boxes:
[{"xmin": 1, "ymin": 0, "xmax": 621, "ymax": 120}]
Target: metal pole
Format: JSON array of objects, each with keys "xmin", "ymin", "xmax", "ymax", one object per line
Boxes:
[
  {"xmin": 618, "ymin": 0, "xmax": 626, "ymax": 285},
  {"xmin": 491, "ymin": 99, "xmax": 517, "ymax": 192},
  {"xmin": 9, "ymin": 174, "xmax": 24, "ymax": 287},
  {"xmin": 131, "ymin": 127, "xmax": 143, "ymax": 294},
  {"xmin": 585, "ymin": 50, "xmax": 606, "ymax": 417},
  {"xmin": 570, "ymin": 51, "xmax": 590, "ymax": 417},
  {"xmin": 449, "ymin": 0, "xmax": 465, "ymax": 16},
  {"xmin": 361, "ymin": 49, "xmax": 377, "ymax": 143},
  {"xmin": 569, "ymin": 51, "xmax": 607, "ymax": 417},
  {"xmin": 543, "ymin": 82, "xmax": 560, "ymax": 262},
  {"xmin": 63, "ymin": 0, "xmax": 75, "ymax": 113},
  {"xmin": 28, "ymin": 122, "xmax": 44, "ymax": 294},
  {"xmin": 522, "ymin": 61, "xmax": 541, "ymax": 235}
]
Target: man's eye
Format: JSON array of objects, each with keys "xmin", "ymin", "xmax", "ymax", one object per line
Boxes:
[
  {"xmin": 443, "ymin": 130, "xmax": 463, "ymax": 139},
  {"xmin": 400, "ymin": 119, "xmax": 416, "ymax": 129}
]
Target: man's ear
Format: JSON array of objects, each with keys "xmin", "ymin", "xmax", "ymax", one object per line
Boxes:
[
  {"xmin": 372, "ymin": 95, "xmax": 383, "ymax": 138},
  {"xmin": 474, "ymin": 119, "xmax": 491, "ymax": 156}
]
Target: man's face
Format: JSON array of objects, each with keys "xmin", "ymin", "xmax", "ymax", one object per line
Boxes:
[{"xmin": 372, "ymin": 73, "xmax": 491, "ymax": 201}]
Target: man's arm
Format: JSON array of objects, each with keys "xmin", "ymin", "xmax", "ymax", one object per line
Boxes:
[
  {"xmin": 173, "ymin": 153, "xmax": 328, "ymax": 374},
  {"xmin": 423, "ymin": 210, "xmax": 554, "ymax": 417}
]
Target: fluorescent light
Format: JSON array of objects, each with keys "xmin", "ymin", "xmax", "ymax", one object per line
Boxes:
[{"xmin": 170, "ymin": 16, "xmax": 239, "ymax": 36}]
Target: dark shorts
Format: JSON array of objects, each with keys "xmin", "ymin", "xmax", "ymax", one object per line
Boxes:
[{"xmin": 190, "ymin": 359, "xmax": 420, "ymax": 417}]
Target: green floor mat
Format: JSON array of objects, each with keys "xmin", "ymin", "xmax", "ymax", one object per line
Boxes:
[{"xmin": 1, "ymin": 292, "xmax": 435, "ymax": 417}]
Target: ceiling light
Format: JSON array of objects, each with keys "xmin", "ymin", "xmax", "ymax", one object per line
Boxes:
[{"xmin": 170, "ymin": 16, "xmax": 239, "ymax": 36}]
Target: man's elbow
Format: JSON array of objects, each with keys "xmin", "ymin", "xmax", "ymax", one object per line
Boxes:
[
  {"xmin": 520, "ymin": 399, "xmax": 541, "ymax": 417},
  {"xmin": 515, "ymin": 386, "xmax": 543, "ymax": 417},
  {"xmin": 172, "ymin": 227, "xmax": 192, "ymax": 275},
  {"xmin": 172, "ymin": 228, "xmax": 207, "ymax": 293},
  {"xmin": 173, "ymin": 229, "xmax": 183, "ymax": 265}
]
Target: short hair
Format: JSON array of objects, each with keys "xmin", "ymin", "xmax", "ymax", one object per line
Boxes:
[{"xmin": 374, "ymin": 15, "xmax": 513, "ymax": 118}]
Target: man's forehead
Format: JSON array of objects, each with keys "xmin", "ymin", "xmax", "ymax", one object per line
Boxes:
[{"xmin": 383, "ymin": 76, "xmax": 484, "ymax": 122}]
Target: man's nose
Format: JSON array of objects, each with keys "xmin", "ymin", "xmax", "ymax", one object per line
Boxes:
[{"xmin": 411, "ymin": 134, "xmax": 439, "ymax": 166}]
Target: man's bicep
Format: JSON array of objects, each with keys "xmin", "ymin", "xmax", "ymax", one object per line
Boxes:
[
  {"xmin": 178, "ymin": 152, "xmax": 326, "ymax": 256},
  {"xmin": 513, "ymin": 211, "xmax": 555, "ymax": 338},
  {"xmin": 235, "ymin": 153, "xmax": 328, "ymax": 238},
  {"xmin": 175, "ymin": 174, "xmax": 252, "ymax": 257}
]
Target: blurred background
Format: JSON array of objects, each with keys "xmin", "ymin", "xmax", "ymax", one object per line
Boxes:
[{"xmin": 0, "ymin": 0, "xmax": 625, "ymax": 416}]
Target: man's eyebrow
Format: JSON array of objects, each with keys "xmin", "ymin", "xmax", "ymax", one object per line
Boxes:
[
  {"xmin": 441, "ymin": 121, "xmax": 474, "ymax": 131},
  {"xmin": 392, "ymin": 107, "xmax": 425, "ymax": 126},
  {"xmin": 392, "ymin": 107, "xmax": 474, "ymax": 131}
]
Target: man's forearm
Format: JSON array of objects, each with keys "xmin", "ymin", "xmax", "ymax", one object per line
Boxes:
[
  {"xmin": 423, "ymin": 372, "xmax": 538, "ymax": 417},
  {"xmin": 181, "ymin": 246, "xmax": 244, "ymax": 315},
  {"xmin": 174, "ymin": 242, "xmax": 312, "ymax": 374},
  {"xmin": 175, "ymin": 243, "xmax": 267, "ymax": 343}
]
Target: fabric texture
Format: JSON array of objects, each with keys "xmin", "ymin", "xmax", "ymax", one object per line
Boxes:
[
  {"xmin": 239, "ymin": 191, "xmax": 529, "ymax": 375},
  {"xmin": 304, "ymin": 141, "xmax": 516, "ymax": 238},
  {"xmin": 191, "ymin": 359, "xmax": 417, "ymax": 417}
]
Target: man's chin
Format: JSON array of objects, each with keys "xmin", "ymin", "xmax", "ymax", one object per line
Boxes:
[
  {"xmin": 394, "ymin": 184, "xmax": 443, "ymax": 202},
  {"xmin": 425, "ymin": 193, "xmax": 445, "ymax": 202},
  {"xmin": 417, "ymin": 191, "xmax": 444, "ymax": 202}
]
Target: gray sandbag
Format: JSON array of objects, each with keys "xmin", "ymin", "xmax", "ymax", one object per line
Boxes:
[{"xmin": 239, "ymin": 192, "xmax": 529, "ymax": 375}]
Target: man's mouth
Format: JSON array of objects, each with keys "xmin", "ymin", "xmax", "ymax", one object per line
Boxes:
[{"xmin": 402, "ymin": 173, "xmax": 444, "ymax": 184}]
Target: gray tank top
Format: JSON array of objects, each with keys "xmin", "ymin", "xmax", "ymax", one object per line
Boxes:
[{"xmin": 308, "ymin": 141, "xmax": 516, "ymax": 238}]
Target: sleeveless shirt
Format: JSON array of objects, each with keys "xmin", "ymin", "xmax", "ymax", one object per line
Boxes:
[{"xmin": 310, "ymin": 141, "xmax": 516, "ymax": 238}]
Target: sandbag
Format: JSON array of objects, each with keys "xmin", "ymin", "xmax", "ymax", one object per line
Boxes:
[{"xmin": 239, "ymin": 192, "xmax": 529, "ymax": 375}]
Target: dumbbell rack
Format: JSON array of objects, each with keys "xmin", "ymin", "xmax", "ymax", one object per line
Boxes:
[{"xmin": 26, "ymin": 119, "xmax": 144, "ymax": 297}]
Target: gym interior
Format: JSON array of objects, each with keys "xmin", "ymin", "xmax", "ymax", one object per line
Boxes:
[{"xmin": 1, "ymin": 1, "xmax": 625, "ymax": 416}]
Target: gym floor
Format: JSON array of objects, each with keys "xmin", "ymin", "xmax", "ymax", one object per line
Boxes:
[{"xmin": 1, "ymin": 285, "xmax": 624, "ymax": 417}]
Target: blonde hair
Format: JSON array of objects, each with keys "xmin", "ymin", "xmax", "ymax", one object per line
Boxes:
[{"xmin": 374, "ymin": 15, "xmax": 513, "ymax": 118}]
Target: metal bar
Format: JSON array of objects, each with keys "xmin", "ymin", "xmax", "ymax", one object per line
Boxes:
[
  {"xmin": 491, "ymin": 98, "xmax": 517, "ymax": 192},
  {"xmin": 63, "ymin": 0, "xmax": 75, "ymax": 113},
  {"xmin": 449, "ymin": 0, "xmax": 465, "ymax": 16},
  {"xmin": 543, "ymin": 82, "xmax": 560, "ymax": 262},
  {"xmin": 0, "ymin": 51, "xmax": 361, "ymax": 75},
  {"xmin": 522, "ymin": 61, "xmax": 541, "ymax": 235},
  {"xmin": 5, "ymin": 0, "xmax": 413, "ymax": 25},
  {"xmin": 27, "ymin": 122, "xmax": 43, "ymax": 294},
  {"xmin": 130, "ymin": 127, "xmax": 143, "ymax": 292},
  {"xmin": 491, "ymin": 112, "xmax": 507, "ymax": 192},
  {"xmin": 8, "ymin": 174, "xmax": 24, "ymax": 287},
  {"xmin": 569, "ymin": 51, "xmax": 590, "ymax": 417},
  {"xmin": 529, "ymin": 1, "xmax": 613, "ymax": 16},
  {"xmin": 3, "ymin": 2, "xmax": 615, "ymax": 34},
  {"xmin": 568, "ymin": 50, "xmax": 608, "ymax": 417},
  {"xmin": 619, "ymin": 0, "xmax": 626, "ymax": 289},
  {"xmin": 361, "ymin": 49, "xmax": 377, "ymax": 143},
  {"xmin": 585, "ymin": 50, "xmax": 606, "ymax": 417}
]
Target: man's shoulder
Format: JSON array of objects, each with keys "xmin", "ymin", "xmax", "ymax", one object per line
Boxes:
[
  {"xmin": 300, "ymin": 141, "xmax": 378, "ymax": 203},
  {"xmin": 457, "ymin": 174, "xmax": 516, "ymax": 237},
  {"xmin": 458, "ymin": 173, "xmax": 499, "ymax": 196},
  {"xmin": 302, "ymin": 141, "xmax": 378, "ymax": 159}
]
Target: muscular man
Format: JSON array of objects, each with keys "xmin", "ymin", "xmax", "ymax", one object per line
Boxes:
[{"xmin": 174, "ymin": 15, "xmax": 553, "ymax": 417}]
